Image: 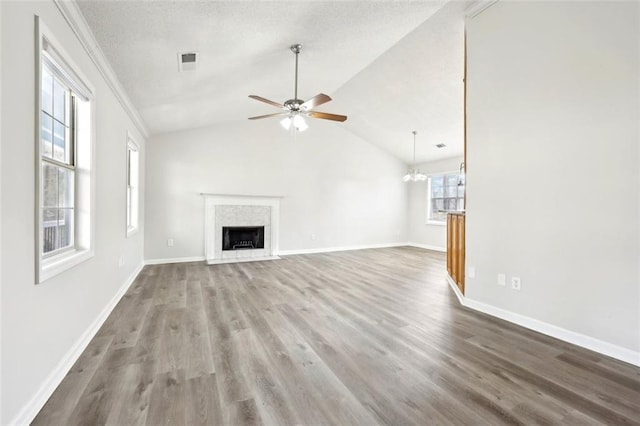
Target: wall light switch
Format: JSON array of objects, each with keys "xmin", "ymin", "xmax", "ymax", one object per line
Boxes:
[
  {"xmin": 167, "ymin": 238, "xmax": 174, "ymax": 247},
  {"xmin": 497, "ymin": 273, "xmax": 506, "ymax": 286}
]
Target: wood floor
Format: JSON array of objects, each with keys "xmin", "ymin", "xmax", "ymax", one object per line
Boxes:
[{"xmin": 33, "ymin": 247, "xmax": 640, "ymax": 425}]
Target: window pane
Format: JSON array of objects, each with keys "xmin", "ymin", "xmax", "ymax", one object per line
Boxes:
[
  {"xmin": 53, "ymin": 120, "xmax": 67, "ymax": 163},
  {"xmin": 446, "ymin": 174, "xmax": 458, "ymax": 186},
  {"xmin": 42, "ymin": 208, "xmax": 58, "ymax": 253},
  {"xmin": 126, "ymin": 187, "xmax": 132, "ymax": 227},
  {"xmin": 43, "ymin": 165, "xmax": 74, "ymax": 209},
  {"xmin": 128, "ymin": 149, "xmax": 139, "ymax": 187},
  {"xmin": 445, "ymin": 184, "xmax": 457, "ymax": 197},
  {"xmin": 433, "ymin": 198, "xmax": 444, "ymax": 212},
  {"xmin": 42, "ymin": 68, "xmax": 53, "ymax": 115},
  {"xmin": 53, "ymin": 78, "xmax": 67, "ymax": 123},
  {"xmin": 42, "ymin": 208, "xmax": 74, "ymax": 254},
  {"xmin": 431, "ymin": 176, "xmax": 443, "ymax": 187},
  {"xmin": 58, "ymin": 208, "xmax": 74, "ymax": 249},
  {"xmin": 446, "ymin": 198, "xmax": 457, "ymax": 210},
  {"xmin": 41, "ymin": 112, "xmax": 54, "ymax": 159},
  {"xmin": 58, "ymin": 167, "xmax": 74, "ymax": 208},
  {"xmin": 457, "ymin": 186, "xmax": 465, "ymax": 198},
  {"xmin": 432, "ymin": 187, "xmax": 444, "ymax": 198},
  {"xmin": 42, "ymin": 163, "xmax": 59, "ymax": 208}
]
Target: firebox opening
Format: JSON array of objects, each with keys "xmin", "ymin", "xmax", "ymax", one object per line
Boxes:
[{"xmin": 222, "ymin": 226, "xmax": 265, "ymax": 251}]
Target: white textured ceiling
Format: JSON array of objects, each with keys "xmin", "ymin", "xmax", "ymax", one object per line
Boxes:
[{"xmin": 76, "ymin": 0, "xmax": 465, "ymax": 163}]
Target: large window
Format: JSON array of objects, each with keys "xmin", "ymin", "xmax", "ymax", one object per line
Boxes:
[
  {"xmin": 37, "ymin": 18, "xmax": 94, "ymax": 283},
  {"xmin": 126, "ymin": 136, "xmax": 139, "ymax": 236},
  {"xmin": 41, "ymin": 62, "xmax": 75, "ymax": 254},
  {"xmin": 427, "ymin": 172, "xmax": 465, "ymax": 224}
]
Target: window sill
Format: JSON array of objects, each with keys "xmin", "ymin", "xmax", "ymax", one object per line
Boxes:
[{"xmin": 38, "ymin": 248, "xmax": 94, "ymax": 284}]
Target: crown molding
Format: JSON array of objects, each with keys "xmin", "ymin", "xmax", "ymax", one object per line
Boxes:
[
  {"xmin": 53, "ymin": 0, "xmax": 149, "ymax": 138},
  {"xmin": 465, "ymin": 0, "xmax": 498, "ymax": 19}
]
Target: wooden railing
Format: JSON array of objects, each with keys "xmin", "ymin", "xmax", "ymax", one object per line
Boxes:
[{"xmin": 447, "ymin": 212, "xmax": 465, "ymax": 294}]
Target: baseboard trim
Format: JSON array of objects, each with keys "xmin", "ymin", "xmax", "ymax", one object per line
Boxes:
[
  {"xmin": 448, "ymin": 283, "xmax": 640, "ymax": 367},
  {"xmin": 406, "ymin": 242, "xmax": 446, "ymax": 252},
  {"xmin": 9, "ymin": 263, "xmax": 144, "ymax": 426},
  {"xmin": 446, "ymin": 275, "xmax": 465, "ymax": 305},
  {"xmin": 278, "ymin": 242, "xmax": 407, "ymax": 256},
  {"xmin": 144, "ymin": 256, "xmax": 205, "ymax": 265}
]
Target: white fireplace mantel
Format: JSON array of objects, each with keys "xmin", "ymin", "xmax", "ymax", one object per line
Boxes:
[{"xmin": 202, "ymin": 193, "xmax": 282, "ymax": 264}]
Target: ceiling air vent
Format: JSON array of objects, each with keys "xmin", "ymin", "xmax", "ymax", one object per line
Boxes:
[
  {"xmin": 435, "ymin": 143, "xmax": 446, "ymax": 148},
  {"xmin": 177, "ymin": 52, "xmax": 198, "ymax": 72}
]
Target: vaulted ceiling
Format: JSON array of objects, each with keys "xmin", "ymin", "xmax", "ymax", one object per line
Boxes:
[{"xmin": 76, "ymin": 0, "xmax": 465, "ymax": 163}]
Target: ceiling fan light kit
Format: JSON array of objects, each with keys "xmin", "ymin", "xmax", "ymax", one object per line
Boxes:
[
  {"xmin": 248, "ymin": 44, "xmax": 347, "ymax": 132},
  {"xmin": 280, "ymin": 114, "xmax": 309, "ymax": 132},
  {"xmin": 403, "ymin": 131, "xmax": 427, "ymax": 182}
]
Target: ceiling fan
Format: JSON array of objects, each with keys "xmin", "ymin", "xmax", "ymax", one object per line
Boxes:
[{"xmin": 248, "ymin": 44, "xmax": 347, "ymax": 131}]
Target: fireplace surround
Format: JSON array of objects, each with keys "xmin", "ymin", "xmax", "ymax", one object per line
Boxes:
[{"xmin": 202, "ymin": 194, "xmax": 281, "ymax": 264}]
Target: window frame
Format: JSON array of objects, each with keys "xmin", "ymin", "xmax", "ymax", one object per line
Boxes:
[
  {"xmin": 35, "ymin": 16, "xmax": 95, "ymax": 284},
  {"xmin": 425, "ymin": 170, "xmax": 465, "ymax": 226},
  {"xmin": 126, "ymin": 133, "xmax": 140, "ymax": 237},
  {"xmin": 41, "ymin": 64, "xmax": 76, "ymax": 258}
]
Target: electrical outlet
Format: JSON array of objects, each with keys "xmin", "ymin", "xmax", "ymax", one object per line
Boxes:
[
  {"xmin": 467, "ymin": 266, "xmax": 475, "ymax": 279},
  {"xmin": 118, "ymin": 256, "xmax": 125, "ymax": 268},
  {"xmin": 167, "ymin": 238, "xmax": 174, "ymax": 247},
  {"xmin": 511, "ymin": 277, "xmax": 521, "ymax": 290},
  {"xmin": 497, "ymin": 273, "xmax": 506, "ymax": 286}
]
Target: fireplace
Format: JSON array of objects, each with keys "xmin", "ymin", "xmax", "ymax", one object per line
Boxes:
[
  {"xmin": 203, "ymin": 194, "xmax": 281, "ymax": 264},
  {"xmin": 222, "ymin": 226, "xmax": 265, "ymax": 251}
]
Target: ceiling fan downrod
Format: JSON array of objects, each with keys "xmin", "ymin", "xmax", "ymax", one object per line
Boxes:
[
  {"xmin": 292, "ymin": 44, "xmax": 301, "ymax": 103},
  {"xmin": 283, "ymin": 44, "xmax": 304, "ymax": 112}
]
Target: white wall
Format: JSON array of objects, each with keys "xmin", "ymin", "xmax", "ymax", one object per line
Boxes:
[
  {"xmin": 145, "ymin": 119, "xmax": 408, "ymax": 261},
  {"xmin": 1, "ymin": 1, "xmax": 146, "ymax": 423},
  {"xmin": 407, "ymin": 156, "xmax": 463, "ymax": 250},
  {"xmin": 466, "ymin": 1, "xmax": 639, "ymax": 357},
  {"xmin": 0, "ymin": 1, "xmax": 4, "ymax": 421}
]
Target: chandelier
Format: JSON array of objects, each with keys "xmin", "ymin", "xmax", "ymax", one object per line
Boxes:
[{"xmin": 403, "ymin": 131, "xmax": 427, "ymax": 182}]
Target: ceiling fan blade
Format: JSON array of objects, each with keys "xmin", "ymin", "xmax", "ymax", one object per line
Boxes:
[
  {"xmin": 248, "ymin": 95, "xmax": 284, "ymax": 108},
  {"xmin": 307, "ymin": 111, "xmax": 347, "ymax": 122},
  {"xmin": 248, "ymin": 112, "xmax": 290, "ymax": 120},
  {"xmin": 300, "ymin": 93, "xmax": 332, "ymax": 110}
]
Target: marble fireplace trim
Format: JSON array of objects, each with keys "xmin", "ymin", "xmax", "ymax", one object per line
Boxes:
[{"xmin": 202, "ymin": 194, "xmax": 282, "ymax": 264}]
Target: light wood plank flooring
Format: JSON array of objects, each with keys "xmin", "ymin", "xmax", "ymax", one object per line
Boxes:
[{"xmin": 33, "ymin": 247, "xmax": 640, "ymax": 425}]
